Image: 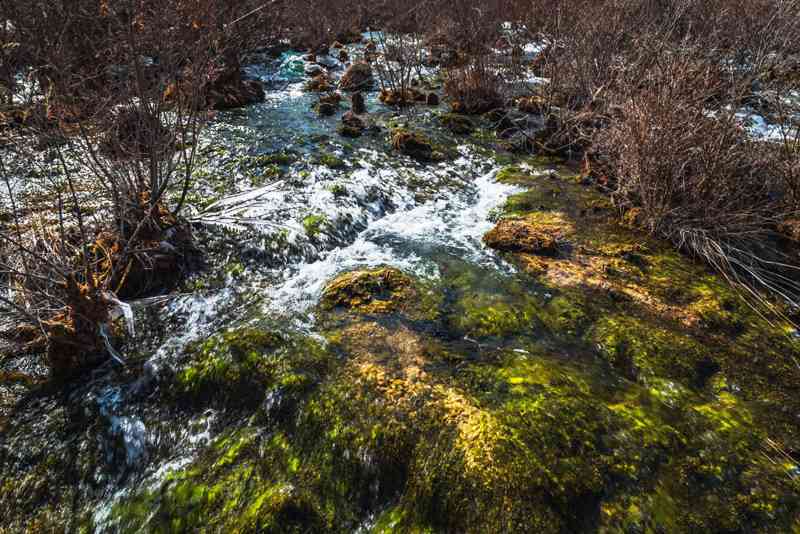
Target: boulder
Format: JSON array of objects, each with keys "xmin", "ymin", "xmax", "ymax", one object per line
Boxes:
[
  {"xmin": 321, "ymin": 267, "xmax": 415, "ymax": 313},
  {"xmin": 391, "ymin": 128, "xmax": 433, "ymax": 161},
  {"xmin": 483, "ymin": 219, "xmax": 560, "ymax": 255}
]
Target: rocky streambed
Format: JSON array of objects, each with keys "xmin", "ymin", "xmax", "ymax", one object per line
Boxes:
[{"xmin": 1, "ymin": 39, "xmax": 800, "ymax": 534}]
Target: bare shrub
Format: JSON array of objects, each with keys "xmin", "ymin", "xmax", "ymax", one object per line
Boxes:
[
  {"xmin": 443, "ymin": 56, "xmax": 505, "ymax": 114},
  {"xmin": 0, "ymin": 0, "xmax": 275, "ymax": 373},
  {"xmin": 596, "ymin": 55, "xmax": 800, "ymax": 313}
]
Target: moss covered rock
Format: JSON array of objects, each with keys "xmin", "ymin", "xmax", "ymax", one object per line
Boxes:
[
  {"xmin": 321, "ymin": 267, "xmax": 416, "ymax": 314},
  {"xmin": 440, "ymin": 113, "xmax": 474, "ymax": 135},
  {"xmin": 483, "ymin": 218, "xmax": 562, "ymax": 255},
  {"xmin": 391, "ymin": 128, "xmax": 434, "ymax": 161}
]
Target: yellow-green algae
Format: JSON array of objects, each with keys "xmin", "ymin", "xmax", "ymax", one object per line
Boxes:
[{"xmin": 109, "ymin": 162, "xmax": 800, "ymax": 533}]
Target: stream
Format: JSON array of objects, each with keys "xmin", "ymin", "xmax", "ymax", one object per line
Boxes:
[{"xmin": 2, "ymin": 39, "xmax": 800, "ymax": 534}]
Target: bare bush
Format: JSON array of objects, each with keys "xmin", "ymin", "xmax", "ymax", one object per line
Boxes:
[
  {"xmin": 443, "ymin": 56, "xmax": 505, "ymax": 114},
  {"xmin": 0, "ymin": 0, "xmax": 276, "ymax": 373},
  {"xmin": 596, "ymin": 55, "xmax": 800, "ymax": 313}
]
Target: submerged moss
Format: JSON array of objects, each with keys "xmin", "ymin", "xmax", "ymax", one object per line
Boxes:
[{"xmin": 174, "ymin": 326, "xmax": 328, "ymax": 408}]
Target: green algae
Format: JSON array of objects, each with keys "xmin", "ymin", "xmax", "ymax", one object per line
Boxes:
[
  {"xmin": 302, "ymin": 213, "xmax": 328, "ymax": 238},
  {"xmin": 318, "ymin": 152, "xmax": 345, "ymax": 169},
  {"xmin": 110, "ymin": 161, "xmax": 800, "ymax": 534},
  {"xmin": 589, "ymin": 314, "xmax": 710, "ymax": 383},
  {"xmin": 174, "ymin": 326, "xmax": 329, "ymax": 408}
]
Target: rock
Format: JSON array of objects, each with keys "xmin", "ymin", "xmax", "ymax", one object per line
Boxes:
[
  {"xmin": 305, "ymin": 64, "xmax": 324, "ymax": 77},
  {"xmin": 331, "ymin": 41, "xmax": 344, "ymax": 49},
  {"xmin": 321, "ymin": 267, "xmax": 415, "ymax": 313},
  {"xmin": 391, "ymin": 129, "xmax": 433, "ymax": 161},
  {"xmin": 338, "ymin": 111, "xmax": 365, "ymax": 137},
  {"xmin": 426, "ymin": 92, "xmax": 440, "ymax": 106},
  {"xmin": 342, "ymin": 111, "xmax": 365, "ymax": 129},
  {"xmin": 305, "ymin": 73, "xmax": 332, "ymax": 92},
  {"xmin": 351, "ymin": 92, "xmax": 366, "ymax": 114},
  {"xmin": 339, "ymin": 49, "xmax": 349, "ymax": 63},
  {"xmin": 483, "ymin": 219, "xmax": 560, "ymax": 255},
  {"xmin": 319, "ymin": 92, "xmax": 342, "ymax": 106},
  {"xmin": 339, "ymin": 63, "xmax": 374, "ymax": 91},
  {"xmin": 315, "ymin": 101, "xmax": 337, "ymax": 116},
  {"xmin": 337, "ymin": 124, "xmax": 363, "ymax": 137},
  {"xmin": 440, "ymin": 113, "xmax": 474, "ymax": 135},
  {"xmin": 365, "ymin": 40, "xmax": 377, "ymax": 52}
]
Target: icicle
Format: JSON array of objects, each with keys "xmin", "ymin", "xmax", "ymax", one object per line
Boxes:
[
  {"xmin": 105, "ymin": 292, "xmax": 135, "ymax": 337},
  {"xmin": 99, "ymin": 324, "xmax": 126, "ymax": 366}
]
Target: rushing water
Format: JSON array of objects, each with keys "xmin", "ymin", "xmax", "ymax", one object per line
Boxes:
[
  {"xmin": 73, "ymin": 44, "xmax": 527, "ymax": 528},
  {"xmin": 3, "ymin": 38, "xmax": 800, "ymax": 533}
]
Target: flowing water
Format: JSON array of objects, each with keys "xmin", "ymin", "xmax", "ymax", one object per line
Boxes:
[{"xmin": 2, "ymin": 40, "xmax": 800, "ymax": 533}]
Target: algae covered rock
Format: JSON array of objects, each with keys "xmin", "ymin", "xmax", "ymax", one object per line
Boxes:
[
  {"xmin": 483, "ymin": 218, "xmax": 561, "ymax": 255},
  {"xmin": 391, "ymin": 128, "xmax": 434, "ymax": 161},
  {"xmin": 321, "ymin": 267, "xmax": 416, "ymax": 314},
  {"xmin": 440, "ymin": 112, "xmax": 474, "ymax": 135}
]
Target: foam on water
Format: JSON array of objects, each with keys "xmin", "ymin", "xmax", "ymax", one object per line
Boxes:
[{"xmin": 268, "ymin": 165, "xmax": 522, "ymax": 314}]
